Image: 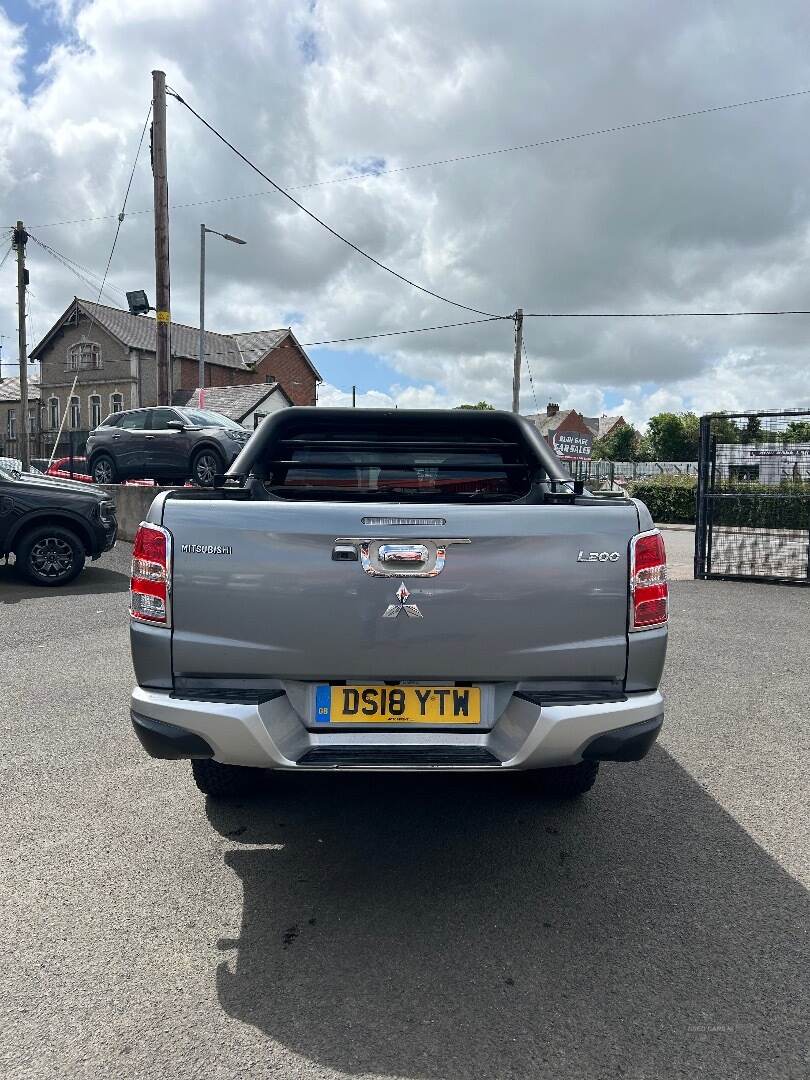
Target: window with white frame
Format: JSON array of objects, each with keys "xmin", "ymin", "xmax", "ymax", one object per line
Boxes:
[
  {"xmin": 89, "ymin": 394, "xmax": 102, "ymax": 429},
  {"xmin": 110, "ymin": 392, "xmax": 123, "ymax": 413},
  {"xmin": 7, "ymin": 409, "xmax": 16, "ymax": 439},
  {"xmin": 69, "ymin": 396, "xmax": 80, "ymax": 428},
  {"xmin": 67, "ymin": 341, "xmax": 101, "ymax": 370},
  {"xmin": 49, "ymin": 397, "xmax": 59, "ymax": 429},
  {"xmin": 28, "ymin": 407, "xmax": 37, "ymax": 435}
]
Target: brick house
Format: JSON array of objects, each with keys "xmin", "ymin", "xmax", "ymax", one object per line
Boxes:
[
  {"xmin": 524, "ymin": 402, "xmax": 595, "ymax": 461},
  {"xmin": 0, "ymin": 376, "xmax": 40, "ymax": 452},
  {"xmin": 29, "ymin": 297, "xmax": 321, "ymax": 433}
]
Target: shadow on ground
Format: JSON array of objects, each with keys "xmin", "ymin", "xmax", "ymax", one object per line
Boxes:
[
  {"xmin": 206, "ymin": 749, "xmax": 808, "ymax": 1079},
  {"xmin": 0, "ymin": 561, "xmax": 129, "ymax": 603}
]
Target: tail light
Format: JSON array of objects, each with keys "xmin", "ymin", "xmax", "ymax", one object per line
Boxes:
[
  {"xmin": 131, "ymin": 522, "xmax": 172, "ymax": 625},
  {"xmin": 629, "ymin": 529, "xmax": 668, "ymax": 631}
]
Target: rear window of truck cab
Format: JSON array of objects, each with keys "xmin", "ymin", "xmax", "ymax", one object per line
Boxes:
[{"xmin": 253, "ymin": 411, "xmax": 544, "ymax": 503}]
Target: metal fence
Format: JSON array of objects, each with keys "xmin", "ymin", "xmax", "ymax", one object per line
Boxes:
[
  {"xmin": 568, "ymin": 459, "xmax": 698, "ymax": 488},
  {"xmin": 1, "ymin": 429, "xmax": 91, "ymax": 477},
  {"xmin": 694, "ymin": 410, "xmax": 810, "ymax": 585}
]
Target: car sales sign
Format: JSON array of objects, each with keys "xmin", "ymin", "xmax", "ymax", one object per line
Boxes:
[{"xmin": 553, "ymin": 430, "xmax": 592, "ymax": 460}]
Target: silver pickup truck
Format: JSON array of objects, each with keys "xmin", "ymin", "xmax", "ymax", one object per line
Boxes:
[{"xmin": 129, "ymin": 408, "xmax": 667, "ymax": 801}]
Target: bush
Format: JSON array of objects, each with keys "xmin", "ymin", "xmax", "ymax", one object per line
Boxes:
[
  {"xmin": 627, "ymin": 476, "xmax": 810, "ymax": 529},
  {"xmin": 627, "ymin": 475, "xmax": 697, "ymax": 524}
]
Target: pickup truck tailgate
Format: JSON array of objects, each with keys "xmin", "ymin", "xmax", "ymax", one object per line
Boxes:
[{"xmin": 165, "ymin": 499, "xmax": 638, "ymax": 682}]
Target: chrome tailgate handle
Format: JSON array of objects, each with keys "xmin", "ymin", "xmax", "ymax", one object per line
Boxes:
[
  {"xmin": 334, "ymin": 537, "xmax": 471, "ymax": 577},
  {"xmin": 378, "ymin": 544, "xmax": 429, "ymax": 566}
]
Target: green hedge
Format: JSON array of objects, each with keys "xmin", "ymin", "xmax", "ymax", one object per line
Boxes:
[
  {"xmin": 627, "ymin": 475, "xmax": 697, "ymax": 524},
  {"xmin": 627, "ymin": 475, "xmax": 810, "ymax": 529}
]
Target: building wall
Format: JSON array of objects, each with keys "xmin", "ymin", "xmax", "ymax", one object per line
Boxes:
[
  {"xmin": 241, "ymin": 388, "xmax": 290, "ymax": 429},
  {"xmin": 176, "ymin": 338, "xmax": 317, "ymax": 406},
  {"xmin": 544, "ymin": 412, "xmax": 595, "ymax": 460},
  {"xmin": 38, "ymin": 314, "xmax": 138, "ymax": 428},
  {"xmin": 0, "ymin": 395, "xmax": 41, "ymax": 453}
]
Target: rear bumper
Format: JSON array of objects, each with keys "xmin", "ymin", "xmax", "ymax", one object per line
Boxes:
[{"xmin": 130, "ymin": 686, "xmax": 664, "ymax": 770}]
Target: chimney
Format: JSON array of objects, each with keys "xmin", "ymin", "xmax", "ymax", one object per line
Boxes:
[{"xmin": 547, "ymin": 401, "xmax": 559, "ymax": 417}]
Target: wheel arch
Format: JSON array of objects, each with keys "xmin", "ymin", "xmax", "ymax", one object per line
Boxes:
[
  {"xmin": 190, "ymin": 440, "xmax": 226, "ymax": 463},
  {"xmin": 6, "ymin": 511, "xmax": 94, "ymax": 555},
  {"xmin": 87, "ymin": 448, "xmax": 116, "ymax": 471}
]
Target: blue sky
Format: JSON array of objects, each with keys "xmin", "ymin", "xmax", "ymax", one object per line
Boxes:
[
  {"xmin": 307, "ymin": 345, "xmax": 430, "ymax": 401},
  {"xmin": 4, "ymin": 0, "xmax": 62, "ymax": 95}
]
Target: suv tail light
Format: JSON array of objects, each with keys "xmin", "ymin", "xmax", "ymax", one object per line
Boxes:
[
  {"xmin": 629, "ymin": 529, "xmax": 668, "ymax": 631},
  {"xmin": 131, "ymin": 522, "xmax": 172, "ymax": 625}
]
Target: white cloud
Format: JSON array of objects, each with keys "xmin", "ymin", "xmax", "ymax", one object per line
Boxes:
[{"xmin": 2, "ymin": 0, "xmax": 810, "ymax": 422}]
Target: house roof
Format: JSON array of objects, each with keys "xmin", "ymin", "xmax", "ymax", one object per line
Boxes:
[
  {"xmin": 583, "ymin": 414, "xmax": 626, "ymax": 438},
  {"xmin": 0, "ymin": 375, "xmax": 40, "ymax": 402},
  {"xmin": 29, "ymin": 299, "xmax": 321, "ymax": 379},
  {"xmin": 524, "ymin": 409, "xmax": 578, "ymax": 436},
  {"xmin": 172, "ymin": 382, "xmax": 291, "ymax": 422}
]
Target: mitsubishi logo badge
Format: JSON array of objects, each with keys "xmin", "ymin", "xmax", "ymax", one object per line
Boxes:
[{"xmin": 382, "ymin": 581, "xmax": 423, "ymax": 619}]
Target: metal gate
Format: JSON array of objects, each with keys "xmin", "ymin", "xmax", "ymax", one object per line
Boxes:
[{"xmin": 694, "ymin": 409, "xmax": 810, "ymax": 584}]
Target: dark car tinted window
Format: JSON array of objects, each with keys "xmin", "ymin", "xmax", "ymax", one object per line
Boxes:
[
  {"xmin": 150, "ymin": 408, "xmax": 183, "ymax": 429},
  {"xmin": 119, "ymin": 411, "xmax": 148, "ymax": 430},
  {"xmin": 179, "ymin": 408, "xmax": 242, "ymax": 430},
  {"xmin": 100, "ymin": 413, "xmax": 122, "ymax": 427}
]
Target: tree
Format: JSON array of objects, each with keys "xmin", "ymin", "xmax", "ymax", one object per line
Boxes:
[
  {"xmin": 592, "ymin": 423, "xmax": 641, "ymax": 461},
  {"xmin": 644, "ymin": 413, "xmax": 695, "ymax": 460},
  {"xmin": 456, "ymin": 401, "xmax": 495, "ymax": 410},
  {"xmin": 710, "ymin": 413, "xmax": 741, "ymax": 445},
  {"xmin": 744, "ymin": 415, "xmax": 762, "ymax": 441},
  {"xmin": 784, "ymin": 420, "xmax": 810, "ymax": 442}
]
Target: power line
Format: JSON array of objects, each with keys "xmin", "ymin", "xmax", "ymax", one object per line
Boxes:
[
  {"xmin": 96, "ymin": 103, "xmax": 152, "ymax": 304},
  {"xmin": 522, "ymin": 338, "xmax": 539, "ymax": 413},
  {"xmin": 301, "ymin": 315, "xmax": 508, "ymax": 346},
  {"xmin": 166, "ymin": 88, "xmax": 500, "ymax": 318},
  {"xmin": 22, "ymin": 87, "xmax": 810, "ymax": 230},
  {"xmin": 523, "ymin": 309, "xmax": 810, "ymax": 317},
  {"xmin": 27, "ymin": 233, "xmax": 124, "ymax": 306}
]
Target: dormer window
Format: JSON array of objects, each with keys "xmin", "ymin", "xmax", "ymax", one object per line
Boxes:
[{"xmin": 67, "ymin": 342, "xmax": 101, "ymax": 370}]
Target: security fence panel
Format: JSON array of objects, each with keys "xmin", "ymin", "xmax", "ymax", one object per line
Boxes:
[
  {"xmin": 2, "ymin": 429, "xmax": 91, "ymax": 478},
  {"xmin": 694, "ymin": 410, "xmax": 810, "ymax": 585}
]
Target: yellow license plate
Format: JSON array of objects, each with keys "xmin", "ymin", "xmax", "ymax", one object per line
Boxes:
[{"xmin": 315, "ymin": 684, "xmax": 481, "ymax": 725}]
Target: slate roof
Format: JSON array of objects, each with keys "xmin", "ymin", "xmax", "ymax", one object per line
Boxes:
[
  {"xmin": 29, "ymin": 299, "xmax": 320, "ymax": 378},
  {"xmin": 172, "ymin": 382, "xmax": 289, "ymax": 422},
  {"xmin": 524, "ymin": 409, "xmax": 577, "ymax": 436},
  {"xmin": 583, "ymin": 414, "xmax": 625, "ymax": 438},
  {"xmin": 0, "ymin": 375, "xmax": 40, "ymax": 402},
  {"xmin": 232, "ymin": 330, "xmax": 288, "ymax": 367}
]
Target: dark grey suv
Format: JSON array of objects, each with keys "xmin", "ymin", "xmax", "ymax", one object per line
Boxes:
[{"xmin": 86, "ymin": 407, "xmax": 251, "ymax": 486}]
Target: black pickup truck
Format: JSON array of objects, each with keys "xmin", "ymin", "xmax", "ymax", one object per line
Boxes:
[{"xmin": 0, "ymin": 461, "xmax": 117, "ymax": 585}]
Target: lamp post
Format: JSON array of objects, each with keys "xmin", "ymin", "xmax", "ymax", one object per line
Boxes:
[{"xmin": 199, "ymin": 224, "xmax": 246, "ymax": 407}]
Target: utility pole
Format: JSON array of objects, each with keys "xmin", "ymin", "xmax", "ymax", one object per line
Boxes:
[
  {"xmin": 352, "ymin": 385, "xmax": 357, "ymax": 408},
  {"xmin": 511, "ymin": 307, "xmax": 523, "ymax": 414},
  {"xmin": 198, "ymin": 223, "xmax": 206, "ymax": 408},
  {"xmin": 152, "ymin": 70, "xmax": 171, "ymax": 406},
  {"xmin": 13, "ymin": 221, "xmax": 30, "ymax": 470}
]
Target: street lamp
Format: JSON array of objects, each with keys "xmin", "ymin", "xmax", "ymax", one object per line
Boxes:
[{"xmin": 199, "ymin": 224, "xmax": 246, "ymax": 406}]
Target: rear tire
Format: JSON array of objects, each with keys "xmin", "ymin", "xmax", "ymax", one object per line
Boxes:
[
  {"xmin": 191, "ymin": 758, "xmax": 264, "ymax": 798},
  {"xmin": 191, "ymin": 448, "xmax": 224, "ymax": 487},
  {"xmin": 91, "ymin": 453, "xmax": 118, "ymax": 485},
  {"xmin": 538, "ymin": 761, "xmax": 599, "ymax": 798},
  {"xmin": 16, "ymin": 524, "xmax": 86, "ymax": 586}
]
